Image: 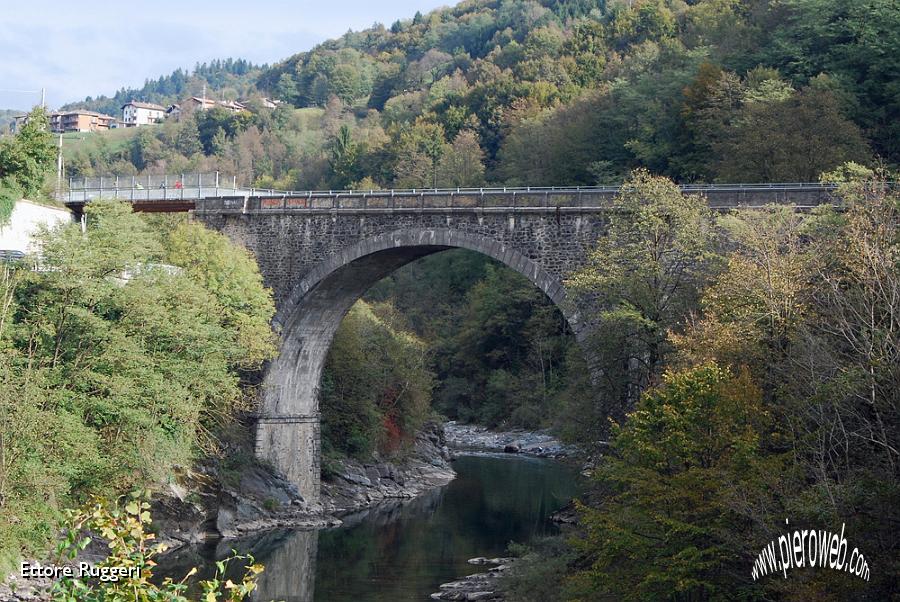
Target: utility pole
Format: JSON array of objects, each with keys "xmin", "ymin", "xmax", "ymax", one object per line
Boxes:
[
  {"xmin": 41, "ymin": 88, "xmax": 45, "ymax": 108},
  {"xmin": 56, "ymin": 134, "xmax": 63, "ymax": 200}
]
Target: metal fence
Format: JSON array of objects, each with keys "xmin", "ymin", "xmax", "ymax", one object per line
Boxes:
[
  {"xmin": 64, "ymin": 173, "xmax": 246, "ymax": 203},
  {"xmin": 63, "ymin": 176, "xmax": 875, "ymax": 208}
]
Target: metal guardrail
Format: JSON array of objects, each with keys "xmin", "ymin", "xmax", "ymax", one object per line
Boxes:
[{"xmin": 62, "ymin": 177, "xmax": 848, "ymax": 207}]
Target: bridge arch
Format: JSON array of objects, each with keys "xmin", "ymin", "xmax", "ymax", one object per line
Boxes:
[{"xmin": 256, "ymin": 228, "xmax": 585, "ymax": 503}]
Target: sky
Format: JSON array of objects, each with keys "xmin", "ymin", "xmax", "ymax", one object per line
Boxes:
[{"xmin": 0, "ymin": 0, "xmax": 448, "ymax": 111}]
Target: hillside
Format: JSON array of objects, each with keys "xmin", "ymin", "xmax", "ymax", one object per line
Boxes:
[
  {"xmin": 61, "ymin": 58, "xmax": 266, "ymax": 117},
  {"xmin": 65, "ymin": 0, "xmax": 897, "ymax": 188}
]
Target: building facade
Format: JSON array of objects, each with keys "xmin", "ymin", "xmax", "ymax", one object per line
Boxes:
[
  {"xmin": 49, "ymin": 110, "xmax": 115, "ymax": 133},
  {"xmin": 121, "ymin": 101, "xmax": 166, "ymax": 126}
]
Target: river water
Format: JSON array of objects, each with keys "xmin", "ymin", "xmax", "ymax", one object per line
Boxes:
[{"xmin": 158, "ymin": 454, "xmax": 579, "ymax": 601}]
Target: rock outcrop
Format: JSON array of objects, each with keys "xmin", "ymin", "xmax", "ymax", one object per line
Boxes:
[{"xmin": 320, "ymin": 421, "xmax": 455, "ymax": 514}]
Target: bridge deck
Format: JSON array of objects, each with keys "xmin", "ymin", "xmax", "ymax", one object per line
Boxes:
[{"xmin": 63, "ymin": 183, "xmax": 843, "ymax": 213}]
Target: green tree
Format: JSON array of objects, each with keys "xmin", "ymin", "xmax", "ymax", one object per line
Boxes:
[
  {"xmin": 568, "ymin": 363, "xmax": 775, "ymax": 601},
  {"xmin": 328, "ymin": 125, "xmax": 360, "ymax": 189},
  {"xmin": 320, "ymin": 301, "xmax": 433, "ymax": 459},
  {"xmin": 0, "ymin": 107, "xmax": 56, "ymax": 198},
  {"xmin": 568, "ymin": 170, "xmax": 714, "ymax": 407},
  {"xmin": 0, "ymin": 202, "xmax": 276, "ymax": 562},
  {"xmin": 175, "ymin": 119, "xmax": 203, "ymax": 157},
  {"xmin": 715, "ymin": 85, "xmax": 870, "ymax": 182}
]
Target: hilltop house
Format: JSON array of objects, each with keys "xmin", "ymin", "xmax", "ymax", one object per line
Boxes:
[
  {"xmin": 166, "ymin": 96, "xmax": 248, "ymax": 120},
  {"xmin": 121, "ymin": 100, "xmax": 166, "ymax": 126},
  {"xmin": 11, "ymin": 110, "xmax": 116, "ymax": 134},
  {"xmin": 50, "ymin": 110, "xmax": 115, "ymax": 133}
]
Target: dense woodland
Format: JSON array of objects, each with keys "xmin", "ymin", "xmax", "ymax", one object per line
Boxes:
[
  {"xmin": 1, "ymin": 0, "xmax": 898, "ymax": 599},
  {"xmin": 60, "ymin": 0, "xmax": 895, "ymax": 189}
]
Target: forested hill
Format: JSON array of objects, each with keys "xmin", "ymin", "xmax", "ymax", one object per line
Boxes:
[
  {"xmin": 61, "ymin": 58, "xmax": 266, "ymax": 117},
  {"xmin": 253, "ymin": 0, "xmax": 897, "ymax": 183},
  {"xmin": 63, "ymin": 0, "xmax": 897, "ymax": 188}
]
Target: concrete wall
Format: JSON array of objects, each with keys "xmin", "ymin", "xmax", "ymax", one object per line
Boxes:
[{"xmin": 0, "ymin": 199, "xmax": 74, "ymax": 255}]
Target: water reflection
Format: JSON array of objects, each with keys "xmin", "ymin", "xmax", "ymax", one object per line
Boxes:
[{"xmin": 157, "ymin": 454, "xmax": 579, "ymax": 602}]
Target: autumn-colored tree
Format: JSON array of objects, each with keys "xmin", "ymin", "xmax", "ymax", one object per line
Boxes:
[
  {"xmin": 568, "ymin": 363, "xmax": 777, "ymax": 601},
  {"xmin": 437, "ymin": 129, "xmax": 485, "ymax": 187},
  {"xmin": 568, "ymin": 170, "xmax": 714, "ymax": 405}
]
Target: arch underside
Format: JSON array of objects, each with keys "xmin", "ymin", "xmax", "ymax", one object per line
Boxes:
[{"xmin": 256, "ymin": 229, "xmax": 585, "ymax": 502}]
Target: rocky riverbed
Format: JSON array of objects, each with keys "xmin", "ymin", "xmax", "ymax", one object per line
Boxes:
[
  {"xmin": 319, "ymin": 421, "xmax": 456, "ymax": 514},
  {"xmin": 153, "ymin": 421, "xmax": 454, "ymax": 544},
  {"xmin": 430, "ymin": 557, "xmax": 513, "ymax": 601},
  {"xmin": 444, "ymin": 421, "xmax": 574, "ymax": 457}
]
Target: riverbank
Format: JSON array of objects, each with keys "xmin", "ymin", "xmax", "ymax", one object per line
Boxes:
[
  {"xmin": 0, "ymin": 423, "xmax": 455, "ymax": 601},
  {"xmin": 162, "ymin": 453, "xmax": 578, "ymax": 601},
  {"xmin": 430, "ymin": 557, "xmax": 512, "ymax": 601},
  {"xmin": 150, "ymin": 422, "xmax": 454, "ymax": 546},
  {"xmin": 444, "ymin": 421, "xmax": 574, "ymax": 457},
  {"xmin": 431, "ymin": 423, "xmax": 581, "ymax": 602},
  {"xmin": 319, "ymin": 421, "xmax": 456, "ymax": 514}
]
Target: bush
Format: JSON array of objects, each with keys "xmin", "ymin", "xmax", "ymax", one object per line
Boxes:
[{"xmin": 52, "ymin": 495, "xmax": 263, "ymax": 601}]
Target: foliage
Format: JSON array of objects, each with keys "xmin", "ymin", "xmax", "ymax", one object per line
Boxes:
[
  {"xmin": 567, "ymin": 363, "xmax": 776, "ymax": 601},
  {"xmin": 713, "ymin": 83, "xmax": 870, "ymax": 182},
  {"xmin": 0, "ymin": 177, "xmax": 22, "ymax": 226},
  {"xmin": 52, "ymin": 495, "xmax": 263, "ymax": 601},
  {"xmin": 432, "ymin": 263, "xmax": 576, "ymax": 429},
  {"xmin": 500, "ymin": 536, "xmax": 576, "ymax": 602},
  {"xmin": 567, "ymin": 170, "xmax": 714, "ymax": 418},
  {"xmin": 320, "ymin": 301, "xmax": 434, "ymax": 460},
  {"xmin": 364, "ymin": 247, "xmax": 583, "ymax": 435},
  {"xmin": 0, "ymin": 201, "xmax": 275, "ymax": 563},
  {"xmin": 63, "ymin": 0, "xmax": 894, "ymax": 189},
  {"xmin": 0, "ymin": 107, "xmax": 56, "ymax": 198}
]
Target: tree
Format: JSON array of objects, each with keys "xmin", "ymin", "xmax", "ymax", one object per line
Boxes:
[
  {"xmin": 437, "ymin": 129, "xmax": 485, "ymax": 187},
  {"xmin": 672, "ymin": 205, "xmax": 818, "ymax": 386},
  {"xmin": 320, "ymin": 301, "xmax": 433, "ymax": 459},
  {"xmin": 431, "ymin": 263, "xmax": 575, "ymax": 429},
  {"xmin": 275, "ymin": 73, "xmax": 299, "ymax": 105},
  {"xmin": 568, "ymin": 363, "xmax": 775, "ymax": 601},
  {"xmin": 0, "ymin": 202, "xmax": 276, "ymax": 558},
  {"xmin": 392, "ymin": 119, "xmax": 447, "ymax": 188},
  {"xmin": 328, "ymin": 125, "xmax": 360, "ymax": 189},
  {"xmin": 670, "ymin": 176, "xmax": 900, "ymax": 598},
  {"xmin": 715, "ymin": 85, "xmax": 870, "ymax": 182},
  {"xmin": 0, "ymin": 107, "xmax": 55, "ymax": 198},
  {"xmin": 767, "ymin": 0, "xmax": 900, "ymax": 161},
  {"xmin": 175, "ymin": 119, "xmax": 202, "ymax": 157},
  {"xmin": 568, "ymin": 170, "xmax": 714, "ymax": 409}
]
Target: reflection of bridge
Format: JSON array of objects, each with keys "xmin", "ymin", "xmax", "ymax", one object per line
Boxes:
[{"xmin": 62, "ymin": 175, "xmax": 844, "ymax": 503}]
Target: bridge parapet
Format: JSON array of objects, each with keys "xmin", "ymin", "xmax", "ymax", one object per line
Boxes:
[{"xmin": 193, "ymin": 183, "xmax": 840, "ymax": 215}]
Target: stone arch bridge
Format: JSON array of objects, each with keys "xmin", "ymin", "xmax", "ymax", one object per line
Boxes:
[{"xmin": 180, "ymin": 185, "xmax": 833, "ymax": 503}]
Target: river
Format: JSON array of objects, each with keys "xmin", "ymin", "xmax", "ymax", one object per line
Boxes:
[{"xmin": 157, "ymin": 454, "xmax": 580, "ymax": 601}]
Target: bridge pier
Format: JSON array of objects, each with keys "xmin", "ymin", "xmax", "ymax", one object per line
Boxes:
[{"xmin": 255, "ymin": 414, "xmax": 320, "ymax": 503}]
